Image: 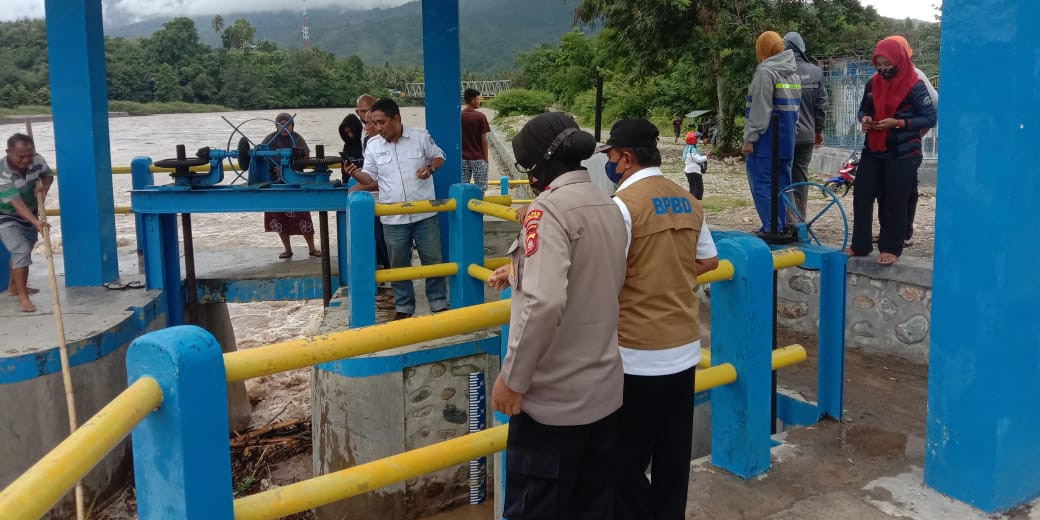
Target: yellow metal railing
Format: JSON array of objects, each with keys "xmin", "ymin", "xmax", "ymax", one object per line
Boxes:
[
  {"xmin": 45, "ymin": 206, "xmax": 133, "ymax": 217},
  {"xmin": 375, "ymin": 199, "xmax": 458, "ymax": 216},
  {"xmin": 234, "ymin": 424, "xmax": 509, "ymax": 520},
  {"xmin": 700, "ymin": 344, "xmax": 805, "ymax": 370},
  {"xmin": 231, "ymin": 345, "xmax": 806, "ymax": 520},
  {"xmin": 483, "ymin": 195, "xmax": 512, "ymax": 206},
  {"xmin": 488, "ymin": 179, "xmax": 530, "ymax": 185},
  {"xmin": 0, "ymin": 377, "xmax": 163, "ymax": 520},
  {"xmin": 468, "ymin": 264, "xmax": 494, "ymax": 282},
  {"xmin": 467, "ymin": 199, "xmax": 519, "ymax": 223},
  {"xmin": 375, "ymin": 262, "xmax": 459, "ymax": 284},
  {"xmin": 223, "ymin": 299, "xmax": 511, "ymax": 382}
]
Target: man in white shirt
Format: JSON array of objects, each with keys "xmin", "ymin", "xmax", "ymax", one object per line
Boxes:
[
  {"xmin": 599, "ymin": 118, "xmax": 719, "ymax": 520},
  {"xmin": 344, "ymin": 98, "xmax": 447, "ymax": 320}
]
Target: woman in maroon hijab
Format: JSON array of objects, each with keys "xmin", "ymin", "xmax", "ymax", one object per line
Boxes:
[{"xmin": 849, "ymin": 38, "xmax": 937, "ymax": 265}]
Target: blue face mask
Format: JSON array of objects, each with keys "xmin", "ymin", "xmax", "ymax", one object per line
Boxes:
[{"xmin": 605, "ymin": 161, "xmax": 623, "ymax": 184}]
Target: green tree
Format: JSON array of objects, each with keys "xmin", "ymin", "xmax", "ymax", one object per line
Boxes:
[
  {"xmin": 146, "ymin": 17, "xmax": 205, "ymax": 67},
  {"xmin": 221, "ymin": 18, "xmax": 257, "ymax": 50},
  {"xmin": 211, "ymin": 15, "xmax": 225, "ymax": 35}
]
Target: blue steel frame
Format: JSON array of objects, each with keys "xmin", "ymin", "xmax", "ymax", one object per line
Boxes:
[
  {"xmin": 130, "ymin": 158, "xmax": 353, "ymax": 326},
  {"xmin": 925, "ymin": 0, "xmax": 1040, "ymax": 513}
]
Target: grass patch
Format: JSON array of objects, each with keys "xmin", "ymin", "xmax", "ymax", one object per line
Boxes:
[
  {"xmin": 701, "ymin": 196, "xmax": 752, "ymax": 213},
  {"xmin": 0, "ymin": 105, "xmax": 51, "ymax": 117}
]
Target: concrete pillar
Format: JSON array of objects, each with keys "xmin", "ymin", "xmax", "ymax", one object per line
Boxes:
[
  {"xmin": 924, "ymin": 0, "xmax": 1040, "ymax": 512},
  {"xmin": 44, "ymin": 0, "xmax": 118, "ymax": 286},
  {"xmin": 190, "ymin": 303, "xmax": 252, "ymax": 433}
]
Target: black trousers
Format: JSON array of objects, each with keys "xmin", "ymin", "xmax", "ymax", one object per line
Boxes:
[
  {"xmin": 504, "ymin": 411, "xmax": 617, "ymax": 520},
  {"xmin": 613, "ymin": 367, "xmax": 697, "ymax": 520},
  {"xmin": 851, "ymin": 153, "xmax": 922, "ymax": 257},
  {"xmin": 788, "ymin": 142, "xmax": 814, "ymax": 221},
  {"xmin": 906, "ymin": 172, "xmax": 919, "ymax": 241},
  {"xmin": 685, "ymin": 172, "xmax": 704, "ymax": 200}
]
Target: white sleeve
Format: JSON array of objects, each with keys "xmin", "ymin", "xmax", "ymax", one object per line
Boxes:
[
  {"xmin": 696, "ymin": 219, "xmax": 717, "ymax": 259},
  {"xmin": 613, "ymin": 196, "xmax": 632, "ymax": 256}
]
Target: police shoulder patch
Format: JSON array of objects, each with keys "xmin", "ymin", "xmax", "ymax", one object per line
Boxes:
[
  {"xmin": 524, "ymin": 230, "xmax": 539, "ymax": 257},
  {"xmin": 523, "ymin": 209, "xmax": 543, "ymax": 231}
]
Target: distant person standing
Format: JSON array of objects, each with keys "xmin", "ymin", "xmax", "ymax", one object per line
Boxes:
[
  {"xmin": 0, "ymin": 133, "xmax": 52, "ymax": 313},
  {"xmin": 741, "ymin": 31, "xmax": 801, "ymax": 234},
  {"xmin": 343, "ymin": 98, "xmax": 448, "ymax": 319},
  {"xmin": 884, "ymin": 35, "xmax": 938, "ymax": 248},
  {"xmin": 672, "ymin": 115, "xmax": 682, "ymax": 144},
  {"xmin": 460, "ymin": 88, "xmax": 491, "ymax": 192},
  {"xmin": 263, "ymin": 113, "xmax": 321, "ymax": 259},
  {"xmin": 848, "ymin": 38, "xmax": 936, "ymax": 265},
  {"xmin": 783, "ymin": 31, "xmax": 829, "ymax": 221},
  {"xmin": 355, "ymin": 93, "xmax": 375, "ymax": 139},
  {"xmin": 682, "ymin": 131, "xmax": 708, "ymax": 200}
]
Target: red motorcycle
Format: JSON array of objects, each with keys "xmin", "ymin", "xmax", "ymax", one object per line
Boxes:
[{"xmin": 823, "ymin": 151, "xmax": 859, "ymax": 196}]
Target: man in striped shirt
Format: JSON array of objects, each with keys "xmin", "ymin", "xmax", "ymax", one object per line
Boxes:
[{"xmin": 0, "ymin": 133, "xmax": 52, "ymax": 313}]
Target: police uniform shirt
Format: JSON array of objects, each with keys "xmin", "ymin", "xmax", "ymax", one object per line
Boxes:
[
  {"xmin": 612, "ymin": 167, "xmax": 718, "ymax": 376},
  {"xmin": 362, "ymin": 127, "xmax": 445, "ymax": 225}
]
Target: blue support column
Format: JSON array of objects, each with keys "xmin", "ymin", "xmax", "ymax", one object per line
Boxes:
[
  {"xmin": 44, "ymin": 0, "xmax": 118, "ymax": 286},
  {"xmin": 925, "ymin": 0, "xmax": 1040, "ymax": 512},
  {"xmin": 815, "ymin": 248, "xmax": 847, "ymax": 420},
  {"xmin": 449, "ymin": 183, "xmax": 484, "ymax": 309},
  {"xmin": 143, "ymin": 211, "xmax": 183, "ymax": 326},
  {"xmin": 337, "ymin": 210, "xmax": 349, "ymax": 287},
  {"xmin": 126, "ymin": 326, "xmax": 234, "ymax": 519},
  {"xmin": 131, "ymin": 157, "xmax": 155, "ymax": 265},
  {"xmin": 421, "ymin": 0, "xmax": 461, "ymax": 256},
  {"xmin": 0, "ymin": 244, "xmax": 8, "ymax": 290},
  {"xmin": 347, "ymin": 192, "xmax": 376, "ymax": 328},
  {"xmin": 709, "ymin": 231, "xmax": 775, "ymax": 478},
  {"xmin": 500, "ymin": 175, "xmax": 509, "ymax": 196}
]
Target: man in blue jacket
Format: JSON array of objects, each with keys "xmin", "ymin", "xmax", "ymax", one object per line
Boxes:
[{"xmin": 742, "ymin": 31, "xmax": 801, "ymax": 234}]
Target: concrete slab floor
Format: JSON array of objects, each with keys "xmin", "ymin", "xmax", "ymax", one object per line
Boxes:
[{"xmin": 685, "ymin": 326, "xmax": 1040, "ymax": 520}]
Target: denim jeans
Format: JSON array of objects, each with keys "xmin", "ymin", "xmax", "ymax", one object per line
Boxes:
[{"xmin": 381, "ymin": 215, "xmax": 448, "ymax": 314}]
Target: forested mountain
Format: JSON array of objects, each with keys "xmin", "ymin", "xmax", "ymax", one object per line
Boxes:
[{"xmin": 103, "ymin": 0, "xmax": 592, "ymax": 74}]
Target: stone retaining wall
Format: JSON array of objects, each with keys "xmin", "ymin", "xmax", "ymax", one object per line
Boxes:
[{"xmin": 777, "ymin": 255, "xmax": 933, "ymax": 363}]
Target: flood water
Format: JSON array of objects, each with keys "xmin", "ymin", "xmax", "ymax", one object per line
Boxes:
[{"xmin": 0, "ymin": 106, "xmax": 504, "ymax": 347}]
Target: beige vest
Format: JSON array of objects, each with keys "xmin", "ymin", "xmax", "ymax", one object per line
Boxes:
[{"xmin": 614, "ymin": 176, "xmax": 704, "ymax": 350}]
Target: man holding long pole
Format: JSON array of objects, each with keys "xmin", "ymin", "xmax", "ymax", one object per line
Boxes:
[{"xmin": 0, "ymin": 133, "xmax": 52, "ymax": 313}]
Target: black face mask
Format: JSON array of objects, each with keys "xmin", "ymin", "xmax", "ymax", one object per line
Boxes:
[{"xmin": 880, "ymin": 66, "xmax": 898, "ymax": 79}]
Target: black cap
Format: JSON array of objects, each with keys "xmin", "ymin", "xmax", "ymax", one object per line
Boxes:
[{"xmin": 597, "ymin": 118, "xmax": 659, "ymax": 152}]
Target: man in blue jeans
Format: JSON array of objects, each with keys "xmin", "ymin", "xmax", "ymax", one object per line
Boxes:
[{"xmin": 344, "ymin": 98, "xmax": 447, "ymax": 319}]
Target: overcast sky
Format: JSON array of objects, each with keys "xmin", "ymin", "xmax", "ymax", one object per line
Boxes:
[{"xmin": 3, "ymin": 0, "xmax": 941, "ymax": 23}]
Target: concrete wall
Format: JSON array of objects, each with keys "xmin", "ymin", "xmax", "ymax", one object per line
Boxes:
[
  {"xmin": 810, "ymin": 146, "xmax": 937, "ymax": 188},
  {"xmin": 777, "ymin": 255, "xmax": 933, "ymax": 363}
]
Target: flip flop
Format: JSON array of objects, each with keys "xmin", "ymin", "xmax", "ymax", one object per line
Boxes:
[
  {"xmin": 309, "ymin": 250, "xmax": 322, "ymax": 258},
  {"xmin": 279, "ymin": 251, "xmax": 293, "ymax": 259},
  {"xmin": 878, "ymin": 253, "xmax": 898, "ymax": 265},
  {"xmin": 845, "ymin": 248, "xmax": 867, "ymax": 257}
]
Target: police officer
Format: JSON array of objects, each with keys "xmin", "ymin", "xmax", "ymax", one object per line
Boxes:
[
  {"xmin": 487, "ymin": 112, "xmax": 628, "ymax": 520},
  {"xmin": 599, "ymin": 119, "xmax": 719, "ymax": 520}
]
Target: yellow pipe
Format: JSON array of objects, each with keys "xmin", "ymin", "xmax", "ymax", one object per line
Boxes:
[
  {"xmin": 234, "ymin": 424, "xmax": 508, "ymax": 520},
  {"xmin": 488, "ymin": 179, "xmax": 530, "ymax": 185},
  {"xmin": 512, "ymin": 199, "xmax": 534, "ymax": 205},
  {"xmin": 483, "ymin": 195, "xmax": 512, "ymax": 206},
  {"xmin": 772, "ymin": 248, "xmax": 806, "ymax": 270},
  {"xmin": 484, "ymin": 257, "xmax": 510, "ymax": 270},
  {"xmin": 374, "ymin": 199, "xmax": 457, "ymax": 217},
  {"xmin": 223, "ymin": 299, "xmax": 511, "ymax": 382},
  {"xmin": 52, "ymin": 165, "xmax": 207, "ymax": 176},
  {"xmin": 696, "ymin": 344, "xmax": 806, "ymax": 381},
  {"xmin": 467, "ymin": 199, "xmax": 518, "ymax": 223},
  {"xmin": 694, "ymin": 363, "xmax": 737, "ymax": 392},
  {"xmin": 45, "ymin": 206, "xmax": 133, "ymax": 217},
  {"xmin": 699, "ymin": 348, "xmax": 711, "ymax": 368},
  {"xmin": 697, "ymin": 260, "xmax": 735, "ymax": 284},
  {"xmin": 0, "ymin": 377, "xmax": 163, "ymax": 520},
  {"xmin": 468, "ymin": 264, "xmax": 494, "ymax": 282},
  {"xmin": 374, "ymin": 262, "xmax": 458, "ymax": 283}
]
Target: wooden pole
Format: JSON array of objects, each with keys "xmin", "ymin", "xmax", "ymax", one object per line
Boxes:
[{"xmin": 36, "ymin": 191, "xmax": 85, "ymax": 520}]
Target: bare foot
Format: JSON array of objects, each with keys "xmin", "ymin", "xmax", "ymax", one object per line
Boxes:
[
  {"xmin": 19, "ymin": 298, "xmax": 36, "ymax": 313},
  {"xmin": 9, "ymin": 287, "xmax": 40, "ymax": 295}
]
